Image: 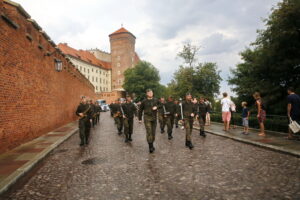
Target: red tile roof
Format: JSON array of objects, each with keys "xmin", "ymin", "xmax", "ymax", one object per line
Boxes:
[
  {"xmin": 109, "ymin": 27, "xmax": 136, "ymax": 38},
  {"xmin": 58, "ymin": 43, "xmax": 111, "ymax": 70}
]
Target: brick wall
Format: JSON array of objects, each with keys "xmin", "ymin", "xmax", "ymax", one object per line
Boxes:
[{"xmin": 0, "ymin": 1, "xmax": 96, "ymax": 153}]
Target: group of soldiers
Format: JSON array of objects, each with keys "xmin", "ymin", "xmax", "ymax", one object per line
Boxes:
[
  {"xmin": 109, "ymin": 89, "xmax": 210, "ymax": 153},
  {"xmin": 75, "ymin": 97, "xmax": 102, "ymax": 146}
]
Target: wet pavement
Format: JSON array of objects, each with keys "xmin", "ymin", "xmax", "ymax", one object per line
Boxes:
[{"xmin": 1, "ymin": 112, "xmax": 300, "ymax": 200}]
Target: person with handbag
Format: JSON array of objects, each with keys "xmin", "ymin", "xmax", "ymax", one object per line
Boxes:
[{"xmin": 287, "ymin": 87, "xmax": 300, "ymax": 139}]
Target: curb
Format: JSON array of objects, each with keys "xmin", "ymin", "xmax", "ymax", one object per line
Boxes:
[
  {"xmin": 193, "ymin": 126, "xmax": 300, "ymax": 158},
  {"xmin": 0, "ymin": 125, "xmax": 78, "ymax": 195}
]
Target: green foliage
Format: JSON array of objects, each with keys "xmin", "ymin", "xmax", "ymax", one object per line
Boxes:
[
  {"xmin": 228, "ymin": 0, "xmax": 300, "ymax": 114},
  {"xmin": 168, "ymin": 42, "xmax": 222, "ymax": 100},
  {"xmin": 123, "ymin": 61, "xmax": 164, "ymax": 101}
]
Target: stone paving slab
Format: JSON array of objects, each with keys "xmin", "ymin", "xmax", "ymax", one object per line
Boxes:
[
  {"xmin": 0, "ymin": 121, "xmax": 78, "ymax": 195},
  {"xmin": 194, "ymin": 122, "xmax": 300, "ymax": 157}
]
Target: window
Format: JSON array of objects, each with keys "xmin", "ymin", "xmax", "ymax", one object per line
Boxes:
[
  {"xmin": 96, "ymin": 86, "xmax": 98, "ymax": 90},
  {"xmin": 80, "ymin": 66, "xmax": 82, "ymax": 70},
  {"xmin": 92, "ymin": 77, "xmax": 94, "ymax": 82},
  {"xmin": 100, "ymin": 71, "xmax": 102, "ymax": 74},
  {"xmin": 92, "ymin": 68, "xmax": 93, "ymax": 72},
  {"xmin": 84, "ymin": 68, "xmax": 86, "ymax": 72},
  {"xmin": 100, "ymin": 78, "xmax": 102, "ymax": 83},
  {"xmin": 96, "ymin": 77, "xmax": 98, "ymax": 82}
]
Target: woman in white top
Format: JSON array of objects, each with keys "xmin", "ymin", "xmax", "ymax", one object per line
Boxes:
[{"xmin": 221, "ymin": 92, "xmax": 232, "ymax": 131}]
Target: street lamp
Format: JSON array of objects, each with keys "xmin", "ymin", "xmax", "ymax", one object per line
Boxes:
[{"xmin": 54, "ymin": 58, "xmax": 63, "ymax": 72}]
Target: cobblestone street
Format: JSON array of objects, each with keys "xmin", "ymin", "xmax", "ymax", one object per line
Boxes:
[{"xmin": 1, "ymin": 112, "xmax": 300, "ymax": 200}]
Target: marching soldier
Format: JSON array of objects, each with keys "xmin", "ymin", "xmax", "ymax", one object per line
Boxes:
[
  {"xmin": 111, "ymin": 99, "xmax": 119, "ymax": 125},
  {"xmin": 164, "ymin": 96, "xmax": 177, "ymax": 140},
  {"xmin": 158, "ymin": 97, "xmax": 166, "ymax": 133},
  {"xmin": 109, "ymin": 101, "xmax": 115, "ymax": 117},
  {"xmin": 196, "ymin": 97, "xmax": 208, "ymax": 137},
  {"xmin": 114, "ymin": 99, "xmax": 124, "ymax": 135},
  {"xmin": 179, "ymin": 93, "xmax": 197, "ymax": 149},
  {"xmin": 76, "ymin": 96, "xmax": 93, "ymax": 146},
  {"xmin": 138, "ymin": 89, "xmax": 159, "ymax": 153},
  {"xmin": 174, "ymin": 100, "xmax": 180, "ymax": 128},
  {"xmin": 121, "ymin": 95, "xmax": 137, "ymax": 142},
  {"xmin": 90, "ymin": 100, "xmax": 97, "ymax": 127},
  {"xmin": 95, "ymin": 101, "xmax": 102, "ymax": 124}
]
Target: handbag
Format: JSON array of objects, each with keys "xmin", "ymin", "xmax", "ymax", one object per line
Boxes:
[{"xmin": 289, "ymin": 117, "xmax": 300, "ymax": 133}]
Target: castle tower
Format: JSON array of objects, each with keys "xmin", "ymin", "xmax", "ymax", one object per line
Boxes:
[{"xmin": 109, "ymin": 27, "xmax": 136, "ymax": 91}]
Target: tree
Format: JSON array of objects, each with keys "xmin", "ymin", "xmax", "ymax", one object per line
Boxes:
[
  {"xmin": 168, "ymin": 43, "xmax": 222, "ymax": 100},
  {"xmin": 123, "ymin": 61, "xmax": 164, "ymax": 101},
  {"xmin": 228, "ymin": 0, "xmax": 300, "ymax": 114}
]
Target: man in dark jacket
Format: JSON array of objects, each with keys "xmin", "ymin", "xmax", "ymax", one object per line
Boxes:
[{"xmin": 164, "ymin": 96, "xmax": 177, "ymax": 140}]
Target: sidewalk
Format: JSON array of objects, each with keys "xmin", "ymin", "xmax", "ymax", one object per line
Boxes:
[
  {"xmin": 0, "ymin": 121, "xmax": 78, "ymax": 195},
  {"xmin": 194, "ymin": 122, "xmax": 300, "ymax": 157}
]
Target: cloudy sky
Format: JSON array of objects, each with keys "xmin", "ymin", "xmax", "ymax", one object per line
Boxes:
[{"xmin": 17, "ymin": 0, "xmax": 281, "ymax": 96}]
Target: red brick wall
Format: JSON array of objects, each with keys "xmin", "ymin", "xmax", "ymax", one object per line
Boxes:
[{"xmin": 0, "ymin": 1, "xmax": 96, "ymax": 153}]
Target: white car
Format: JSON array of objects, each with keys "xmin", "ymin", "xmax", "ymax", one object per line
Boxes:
[{"xmin": 96, "ymin": 99, "xmax": 110, "ymax": 112}]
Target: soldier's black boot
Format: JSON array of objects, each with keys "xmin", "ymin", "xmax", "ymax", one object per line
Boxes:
[
  {"xmin": 200, "ymin": 130, "xmax": 206, "ymax": 137},
  {"xmin": 128, "ymin": 134, "xmax": 132, "ymax": 142},
  {"xmin": 118, "ymin": 129, "xmax": 122, "ymax": 135},
  {"xmin": 186, "ymin": 141, "xmax": 194, "ymax": 149},
  {"xmin": 125, "ymin": 136, "xmax": 129, "ymax": 143},
  {"xmin": 185, "ymin": 140, "xmax": 189, "ymax": 147},
  {"xmin": 168, "ymin": 133, "xmax": 173, "ymax": 140},
  {"xmin": 161, "ymin": 129, "xmax": 165, "ymax": 134},
  {"xmin": 149, "ymin": 143, "xmax": 155, "ymax": 153}
]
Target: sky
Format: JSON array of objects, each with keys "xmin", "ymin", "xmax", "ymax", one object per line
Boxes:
[{"xmin": 16, "ymin": 0, "xmax": 281, "ymax": 96}]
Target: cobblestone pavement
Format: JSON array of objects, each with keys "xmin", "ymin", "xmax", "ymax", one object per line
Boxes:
[{"xmin": 1, "ymin": 112, "xmax": 300, "ymax": 200}]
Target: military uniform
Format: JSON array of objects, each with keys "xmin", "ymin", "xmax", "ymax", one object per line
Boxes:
[
  {"xmin": 181, "ymin": 100, "xmax": 197, "ymax": 149},
  {"xmin": 121, "ymin": 101, "xmax": 137, "ymax": 142},
  {"xmin": 76, "ymin": 103, "xmax": 92, "ymax": 146},
  {"xmin": 174, "ymin": 102, "xmax": 180, "ymax": 128},
  {"xmin": 158, "ymin": 101, "xmax": 166, "ymax": 133},
  {"xmin": 138, "ymin": 98, "xmax": 159, "ymax": 152},
  {"xmin": 197, "ymin": 102, "xmax": 208, "ymax": 137},
  {"xmin": 164, "ymin": 100, "xmax": 176, "ymax": 139},
  {"xmin": 114, "ymin": 103, "xmax": 124, "ymax": 134},
  {"xmin": 110, "ymin": 103, "xmax": 118, "ymax": 124},
  {"xmin": 95, "ymin": 104, "xmax": 102, "ymax": 124},
  {"xmin": 90, "ymin": 103, "xmax": 97, "ymax": 127}
]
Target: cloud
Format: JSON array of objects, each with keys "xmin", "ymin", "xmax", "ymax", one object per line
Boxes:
[{"xmin": 15, "ymin": 0, "xmax": 282, "ymax": 97}]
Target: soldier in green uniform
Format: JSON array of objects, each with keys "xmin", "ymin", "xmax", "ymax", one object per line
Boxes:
[
  {"xmin": 163, "ymin": 96, "xmax": 177, "ymax": 140},
  {"xmin": 89, "ymin": 100, "xmax": 96, "ymax": 127},
  {"xmin": 158, "ymin": 97, "xmax": 166, "ymax": 133},
  {"xmin": 95, "ymin": 101, "xmax": 102, "ymax": 125},
  {"xmin": 138, "ymin": 89, "xmax": 159, "ymax": 153},
  {"xmin": 121, "ymin": 95, "xmax": 137, "ymax": 143},
  {"xmin": 174, "ymin": 100, "xmax": 180, "ymax": 128},
  {"xmin": 180, "ymin": 93, "xmax": 197, "ymax": 149},
  {"xmin": 76, "ymin": 96, "xmax": 93, "ymax": 146},
  {"xmin": 197, "ymin": 97, "xmax": 208, "ymax": 137},
  {"xmin": 111, "ymin": 99, "xmax": 119, "ymax": 125},
  {"xmin": 114, "ymin": 99, "xmax": 124, "ymax": 135}
]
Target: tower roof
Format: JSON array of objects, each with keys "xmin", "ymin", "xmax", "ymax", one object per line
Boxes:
[{"xmin": 109, "ymin": 27, "xmax": 136, "ymax": 39}]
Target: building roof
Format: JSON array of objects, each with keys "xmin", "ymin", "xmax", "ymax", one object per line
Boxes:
[
  {"xmin": 109, "ymin": 27, "xmax": 136, "ymax": 39},
  {"xmin": 58, "ymin": 43, "xmax": 111, "ymax": 70}
]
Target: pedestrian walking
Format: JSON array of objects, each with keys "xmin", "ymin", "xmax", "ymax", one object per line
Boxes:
[
  {"xmin": 138, "ymin": 89, "xmax": 159, "ymax": 153},
  {"xmin": 287, "ymin": 87, "xmax": 300, "ymax": 139},
  {"xmin": 253, "ymin": 92, "xmax": 266, "ymax": 136},
  {"xmin": 221, "ymin": 92, "xmax": 232, "ymax": 131},
  {"xmin": 241, "ymin": 102, "xmax": 250, "ymax": 135},
  {"xmin": 180, "ymin": 93, "xmax": 197, "ymax": 149},
  {"xmin": 122, "ymin": 95, "xmax": 137, "ymax": 142},
  {"xmin": 197, "ymin": 97, "xmax": 208, "ymax": 137},
  {"xmin": 75, "ymin": 96, "xmax": 93, "ymax": 146}
]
